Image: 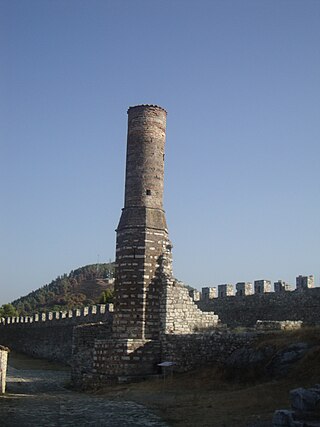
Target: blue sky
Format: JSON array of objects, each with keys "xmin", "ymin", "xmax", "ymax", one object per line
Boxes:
[{"xmin": 1, "ymin": 0, "xmax": 319, "ymax": 304}]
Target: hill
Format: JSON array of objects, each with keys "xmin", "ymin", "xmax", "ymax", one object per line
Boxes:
[{"xmin": 10, "ymin": 263, "xmax": 115, "ymax": 316}]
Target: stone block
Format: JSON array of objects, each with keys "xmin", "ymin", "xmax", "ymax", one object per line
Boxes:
[
  {"xmin": 290, "ymin": 387, "xmax": 320, "ymax": 412},
  {"xmin": 272, "ymin": 409, "xmax": 295, "ymax": 426}
]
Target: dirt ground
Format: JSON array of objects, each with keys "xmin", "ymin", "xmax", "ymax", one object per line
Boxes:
[
  {"xmin": 1, "ymin": 352, "xmax": 167, "ymax": 427},
  {"xmin": 3, "ymin": 327, "xmax": 320, "ymax": 427},
  {"xmin": 95, "ymin": 329, "xmax": 320, "ymax": 427},
  {"xmin": 96, "ymin": 367, "xmax": 292, "ymax": 427}
]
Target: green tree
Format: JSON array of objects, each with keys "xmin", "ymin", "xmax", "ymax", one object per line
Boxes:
[
  {"xmin": 0, "ymin": 303, "xmax": 18, "ymax": 317},
  {"xmin": 99, "ymin": 289, "xmax": 114, "ymax": 304}
]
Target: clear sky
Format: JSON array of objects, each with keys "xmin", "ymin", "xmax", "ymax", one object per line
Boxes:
[{"xmin": 1, "ymin": 0, "xmax": 319, "ymax": 304}]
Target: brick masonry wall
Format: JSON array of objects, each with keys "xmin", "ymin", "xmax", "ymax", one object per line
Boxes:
[{"xmin": 197, "ymin": 288, "xmax": 320, "ymax": 327}]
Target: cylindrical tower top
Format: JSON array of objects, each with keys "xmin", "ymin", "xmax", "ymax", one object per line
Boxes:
[
  {"xmin": 127, "ymin": 104, "xmax": 167, "ymax": 115},
  {"xmin": 124, "ymin": 104, "xmax": 167, "ymax": 210}
]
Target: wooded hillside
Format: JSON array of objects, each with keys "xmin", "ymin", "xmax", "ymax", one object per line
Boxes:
[{"xmin": 9, "ymin": 263, "xmax": 114, "ymax": 316}]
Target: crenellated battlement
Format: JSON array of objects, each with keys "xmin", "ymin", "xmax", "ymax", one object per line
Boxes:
[
  {"xmin": 197, "ymin": 287, "xmax": 320, "ymax": 327},
  {"xmin": 0, "ymin": 304, "xmax": 113, "ymax": 327}
]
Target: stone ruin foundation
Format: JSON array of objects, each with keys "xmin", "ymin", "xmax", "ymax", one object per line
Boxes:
[{"xmin": 0, "ymin": 345, "xmax": 9, "ymax": 394}]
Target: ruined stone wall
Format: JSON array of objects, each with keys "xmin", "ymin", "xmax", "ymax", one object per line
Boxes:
[
  {"xmin": 161, "ymin": 279, "xmax": 219, "ymax": 334},
  {"xmin": 71, "ymin": 322, "xmax": 113, "ymax": 387},
  {"xmin": 255, "ymin": 320, "xmax": 303, "ymax": 331},
  {"xmin": 197, "ymin": 288, "xmax": 320, "ymax": 327},
  {"xmin": 161, "ymin": 331, "xmax": 256, "ymax": 372},
  {"xmin": 0, "ymin": 305, "xmax": 113, "ymax": 365},
  {"xmin": 0, "ymin": 346, "xmax": 9, "ymax": 394},
  {"xmin": 72, "ymin": 328, "xmax": 256, "ymax": 387}
]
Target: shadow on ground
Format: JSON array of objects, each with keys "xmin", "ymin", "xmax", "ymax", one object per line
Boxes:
[{"xmin": 0, "ymin": 354, "xmax": 167, "ymax": 427}]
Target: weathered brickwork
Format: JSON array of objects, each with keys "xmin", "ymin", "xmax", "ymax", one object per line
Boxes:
[
  {"xmin": 93, "ymin": 339, "xmax": 160, "ymax": 377},
  {"xmin": 0, "ymin": 345, "xmax": 9, "ymax": 394}
]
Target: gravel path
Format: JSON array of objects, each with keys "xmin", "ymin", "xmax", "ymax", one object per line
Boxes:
[{"xmin": 0, "ymin": 365, "xmax": 168, "ymax": 427}]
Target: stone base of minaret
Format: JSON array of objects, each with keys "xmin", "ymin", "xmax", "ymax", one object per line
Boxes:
[{"xmin": 89, "ymin": 246, "xmax": 219, "ymax": 382}]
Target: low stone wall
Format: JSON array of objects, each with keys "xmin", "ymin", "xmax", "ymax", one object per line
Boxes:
[
  {"xmin": 72, "ymin": 329, "xmax": 258, "ymax": 388},
  {"xmin": 0, "ymin": 345, "xmax": 9, "ymax": 394},
  {"xmin": 161, "ymin": 331, "xmax": 257, "ymax": 372},
  {"xmin": 71, "ymin": 322, "xmax": 113, "ymax": 387},
  {"xmin": 0, "ymin": 305, "xmax": 113, "ymax": 365},
  {"xmin": 256, "ymin": 320, "xmax": 303, "ymax": 331},
  {"xmin": 197, "ymin": 288, "xmax": 320, "ymax": 327}
]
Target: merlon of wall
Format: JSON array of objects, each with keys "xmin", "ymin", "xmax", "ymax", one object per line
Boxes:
[
  {"xmin": 0, "ymin": 304, "xmax": 113, "ymax": 326},
  {"xmin": 0, "ymin": 305, "xmax": 113, "ymax": 365}
]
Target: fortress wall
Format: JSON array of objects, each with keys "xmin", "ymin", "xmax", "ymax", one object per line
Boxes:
[
  {"xmin": 0, "ymin": 305, "xmax": 113, "ymax": 365},
  {"xmin": 0, "ymin": 322, "xmax": 76, "ymax": 364},
  {"xmin": 0, "ymin": 304, "xmax": 113, "ymax": 325},
  {"xmin": 197, "ymin": 288, "xmax": 320, "ymax": 327}
]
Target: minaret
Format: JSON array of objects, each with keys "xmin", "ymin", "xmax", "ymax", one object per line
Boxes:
[{"xmin": 113, "ymin": 105, "xmax": 172, "ymax": 340}]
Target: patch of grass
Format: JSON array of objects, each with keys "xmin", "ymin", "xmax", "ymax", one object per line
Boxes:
[
  {"xmin": 97, "ymin": 327, "xmax": 320, "ymax": 426},
  {"xmin": 255, "ymin": 326, "xmax": 320, "ymax": 350},
  {"xmin": 8, "ymin": 351, "xmax": 70, "ymax": 371}
]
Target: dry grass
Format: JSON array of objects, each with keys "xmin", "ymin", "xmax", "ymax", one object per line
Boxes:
[
  {"xmin": 9, "ymin": 351, "xmax": 70, "ymax": 371},
  {"xmin": 8, "ymin": 328, "xmax": 320, "ymax": 426},
  {"xmin": 255, "ymin": 326, "xmax": 320, "ymax": 349},
  {"xmin": 99, "ymin": 367, "xmax": 299, "ymax": 426},
  {"xmin": 98, "ymin": 328, "xmax": 320, "ymax": 427}
]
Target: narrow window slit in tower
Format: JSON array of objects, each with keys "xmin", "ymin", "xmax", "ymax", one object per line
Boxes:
[{"xmin": 146, "ymin": 189, "xmax": 151, "ymax": 196}]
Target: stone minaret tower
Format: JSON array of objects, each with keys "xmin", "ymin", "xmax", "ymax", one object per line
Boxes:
[{"xmin": 113, "ymin": 105, "xmax": 172, "ymax": 340}]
